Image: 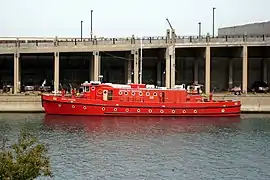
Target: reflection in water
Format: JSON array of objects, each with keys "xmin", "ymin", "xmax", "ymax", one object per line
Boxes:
[{"xmin": 43, "ymin": 115, "xmax": 241, "ymax": 136}]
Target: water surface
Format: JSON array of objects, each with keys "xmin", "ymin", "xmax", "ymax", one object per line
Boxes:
[{"xmin": 0, "ymin": 114, "xmax": 270, "ymax": 180}]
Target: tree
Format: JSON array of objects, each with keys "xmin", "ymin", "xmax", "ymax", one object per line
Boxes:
[{"xmin": 0, "ymin": 128, "xmax": 52, "ymax": 180}]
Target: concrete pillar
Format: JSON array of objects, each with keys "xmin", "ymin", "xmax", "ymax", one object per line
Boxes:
[
  {"xmin": 228, "ymin": 58, "xmax": 233, "ymax": 89},
  {"xmin": 170, "ymin": 46, "xmax": 176, "ymax": 88},
  {"xmin": 165, "ymin": 45, "xmax": 176, "ymax": 88},
  {"xmin": 205, "ymin": 46, "xmax": 211, "ymax": 94},
  {"xmin": 165, "ymin": 47, "xmax": 171, "ymax": 88},
  {"xmin": 89, "ymin": 55, "xmax": 93, "ymax": 81},
  {"xmin": 194, "ymin": 58, "xmax": 199, "ymax": 84},
  {"xmin": 13, "ymin": 53, "xmax": 20, "ymax": 94},
  {"xmin": 93, "ymin": 51, "xmax": 101, "ymax": 81},
  {"xmin": 242, "ymin": 45, "xmax": 248, "ymax": 93},
  {"xmin": 156, "ymin": 60, "xmax": 161, "ymax": 86},
  {"xmin": 133, "ymin": 49, "xmax": 139, "ymax": 84},
  {"xmin": 54, "ymin": 52, "xmax": 60, "ymax": 92},
  {"xmin": 125, "ymin": 55, "xmax": 132, "ymax": 84},
  {"xmin": 262, "ymin": 59, "xmax": 267, "ymax": 82}
]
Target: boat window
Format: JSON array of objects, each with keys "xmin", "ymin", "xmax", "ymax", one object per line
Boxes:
[
  {"xmin": 85, "ymin": 86, "xmax": 90, "ymax": 92},
  {"xmin": 108, "ymin": 90, "xmax": 113, "ymax": 100}
]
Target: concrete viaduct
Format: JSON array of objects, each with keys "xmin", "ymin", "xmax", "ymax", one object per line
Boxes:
[{"xmin": 0, "ymin": 29, "xmax": 269, "ymax": 94}]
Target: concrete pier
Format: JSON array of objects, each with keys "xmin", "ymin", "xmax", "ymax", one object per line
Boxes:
[{"xmin": 0, "ymin": 29, "xmax": 270, "ymax": 96}]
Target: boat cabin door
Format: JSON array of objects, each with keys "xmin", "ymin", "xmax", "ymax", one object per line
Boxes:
[{"xmin": 103, "ymin": 90, "xmax": 108, "ymax": 101}]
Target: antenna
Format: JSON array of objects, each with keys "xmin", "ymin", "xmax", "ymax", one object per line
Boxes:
[{"xmin": 139, "ymin": 37, "xmax": 143, "ymax": 84}]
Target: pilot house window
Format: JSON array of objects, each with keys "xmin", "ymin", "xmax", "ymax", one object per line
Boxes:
[{"xmin": 108, "ymin": 90, "xmax": 113, "ymax": 100}]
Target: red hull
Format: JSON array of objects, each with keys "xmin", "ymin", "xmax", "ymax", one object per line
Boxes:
[{"xmin": 42, "ymin": 95, "xmax": 241, "ymax": 117}]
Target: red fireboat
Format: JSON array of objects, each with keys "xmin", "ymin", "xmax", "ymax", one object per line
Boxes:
[{"xmin": 41, "ymin": 81, "xmax": 241, "ymax": 117}]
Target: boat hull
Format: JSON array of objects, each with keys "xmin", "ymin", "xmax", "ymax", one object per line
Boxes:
[{"xmin": 42, "ymin": 94, "xmax": 241, "ymax": 117}]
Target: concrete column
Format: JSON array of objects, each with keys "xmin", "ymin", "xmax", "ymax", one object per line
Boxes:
[
  {"xmin": 165, "ymin": 47, "xmax": 171, "ymax": 88},
  {"xmin": 13, "ymin": 53, "xmax": 20, "ymax": 94},
  {"xmin": 133, "ymin": 49, "xmax": 139, "ymax": 84},
  {"xmin": 205, "ymin": 46, "xmax": 211, "ymax": 94},
  {"xmin": 54, "ymin": 52, "xmax": 60, "ymax": 92},
  {"xmin": 194, "ymin": 58, "xmax": 199, "ymax": 84},
  {"xmin": 93, "ymin": 51, "xmax": 101, "ymax": 81},
  {"xmin": 242, "ymin": 45, "xmax": 248, "ymax": 93},
  {"xmin": 156, "ymin": 60, "xmax": 161, "ymax": 86},
  {"xmin": 228, "ymin": 58, "xmax": 233, "ymax": 89},
  {"xmin": 170, "ymin": 46, "xmax": 176, "ymax": 88},
  {"xmin": 89, "ymin": 55, "xmax": 93, "ymax": 81},
  {"xmin": 262, "ymin": 59, "xmax": 267, "ymax": 82},
  {"xmin": 125, "ymin": 55, "xmax": 132, "ymax": 84}
]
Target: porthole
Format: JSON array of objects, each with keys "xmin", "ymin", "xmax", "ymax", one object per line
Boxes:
[
  {"xmin": 183, "ymin": 110, "xmax": 186, "ymax": 113},
  {"xmin": 149, "ymin": 109, "xmax": 152, "ymax": 113},
  {"xmin": 139, "ymin": 92, "xmax": 143, "ymax": 96},
  {"xmin": 125, "ymin": 108, "xmax": 129, "ymax": 112},
  {"xmin": 146, "ymin": 92, "xmax": 150, "ymax": 96},
  {"xmin": 91, "ymin": 87, "xmax": 95, "ymax": 91},
  {"xmin": 153, "ymin": 92, "xmax": 157, "ymax": 96},
  {"xmin": 58, "ymin": 104, "xmax": 61, "ymax": 107},
  {"xmin": 124, "ymin": 91, "xmax": 128, "ymax": 95},
  {"xmin": 221, "ymin": 109, "xmax": 225, "ymax": 113},
  {"xmin": 137, "ymin": 109, "xmax": 140, "ymax": 112},
  {"xmin": 131, "ymin": 91, "xmax": 135, "ymax": 96},
  {"xmin": 119, "ymin": 91, "xmax": 123, "ymax": 95},
  {"xmin": 72, "ymin": 105, "xmax": 75, "ymax": 108},
  {"xmin": 102, "ymin": 107, "xmax": 105, "ymax": 111},
  {"xmin": 114, "ymin": 108, "xmax": 117, "ymax": 111},
  {"xmin": 83, "ymin": 106, "xmax": 87, "ymax": 110},
  {"xmin": 194, "ymin": 110, "xmax": 197, "ymax": 113},
  {"xmin": 160, "ymin": 110, "xmax": 164, "ymax": 113},
  {"xmin": 172, "ymin": 110, "xmax": 175, "ymax": 113}
]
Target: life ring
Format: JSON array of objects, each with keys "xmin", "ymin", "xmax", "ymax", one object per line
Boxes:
[{"xmin": 97, "ymin": 89, "xmax": 103, "ymax": 95}]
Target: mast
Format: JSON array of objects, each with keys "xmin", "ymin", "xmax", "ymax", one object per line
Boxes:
[{"xmin": 139, "ymin": 37, "xmax": 143, "ymax": 84}]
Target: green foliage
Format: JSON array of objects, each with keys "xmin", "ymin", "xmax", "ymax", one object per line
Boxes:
[{"xmin": 0, "ymin": 129, "xmax": 52, "ymax": 180}]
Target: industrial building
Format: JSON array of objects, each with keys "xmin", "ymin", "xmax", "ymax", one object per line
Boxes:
[
  {"xmin": 0, "ymin": 29, "xmax": 269, "ymax": 95},
  {"xmin": 218, "ymin": 21, "xmax": 270, "ymax": 36}
]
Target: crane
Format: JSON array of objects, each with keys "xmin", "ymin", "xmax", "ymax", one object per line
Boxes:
[{"xmin": 166, "ymin": 18, "xmax": 177, "ymax": 37}]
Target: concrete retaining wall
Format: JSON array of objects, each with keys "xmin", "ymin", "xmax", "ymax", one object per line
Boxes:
[
  {"xmin": 213, "ymin": 94, "xmax": 270, "ymax": 112},
  {"xmin": 0, "ymin": 94, "xmax": 270, "ymax": 113},
  {"xmin": 0, "ymin": 95, "xmax": 43, "ymax": 112}
]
